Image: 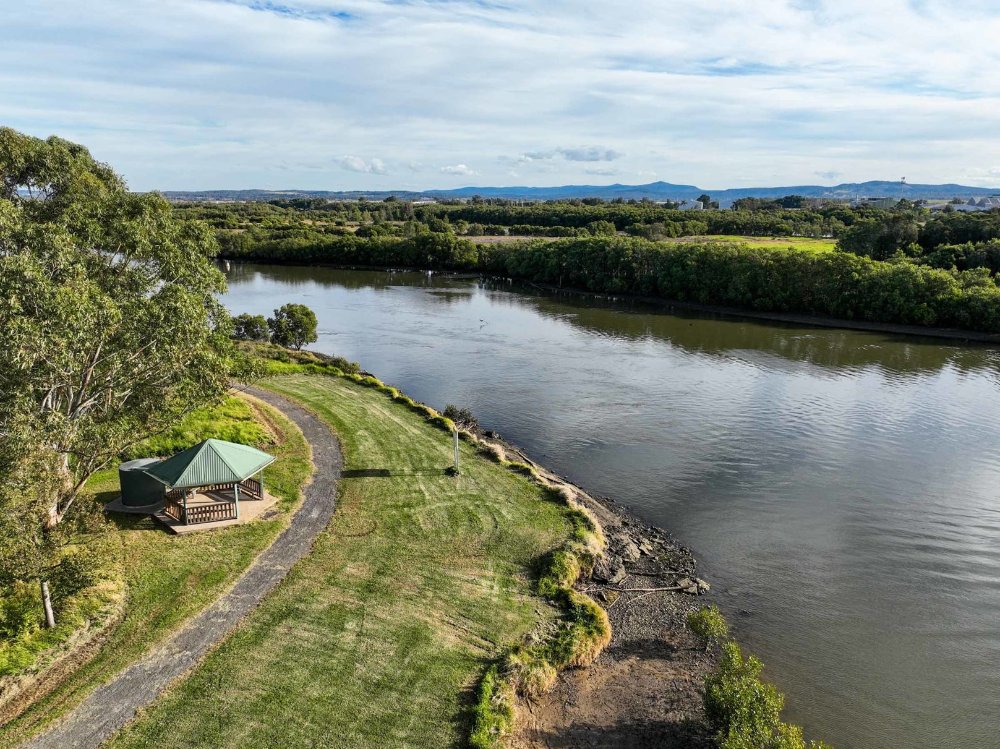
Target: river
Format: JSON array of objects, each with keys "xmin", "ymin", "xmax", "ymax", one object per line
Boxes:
[{"xmin": 222, "ymin": 263, "xmax": 1000, "ymax": 749}]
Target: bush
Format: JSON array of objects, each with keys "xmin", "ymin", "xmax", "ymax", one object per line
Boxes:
[
  {"xmin": 0, "ymin": 582, "xmax": 40, "ymax": 640},
  {"xmin": 443, "ymin": 404, "xmax": 478, "ymax": 430},
  {"xmin": 537, "ymin": 549, "xmax": 581, "ymax": 598},
  {"xmin": 705, "ymin": 641, "xmax": 831, "ymax": 749},
  {"xmin": 688, "ymin": 604, "xmax": 729, "ymax": 650}
]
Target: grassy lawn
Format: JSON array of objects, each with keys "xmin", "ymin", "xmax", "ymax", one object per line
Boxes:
[
  {"xmin": 0, "ymin": 394, "xmax": 310, "ymax": 747},
  {"xmin": 104, "ymin": 373, "xmax": 573, "ymax": 749},
  {"xmin": 669, "ymin": 234, "xmax": 837, "ymax": 252}
]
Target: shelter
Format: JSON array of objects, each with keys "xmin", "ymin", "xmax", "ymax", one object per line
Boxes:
[{"xmin": 144, "ymin": 439, "xmax": 275, "ymax": 525}]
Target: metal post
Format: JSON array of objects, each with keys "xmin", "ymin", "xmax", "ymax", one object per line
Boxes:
[
  {"xmin": 453, "ymin": 428, "xmax": 460, "ymax": 471},
  {"xmin": 234, "ymin": 483, "xmax": 240, "ymax": 520},
  {"xmin": 183, "ymin": 490, "xmax": 189, "ymax": 526}
]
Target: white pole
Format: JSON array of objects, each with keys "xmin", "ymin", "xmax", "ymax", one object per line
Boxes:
[{"xmin": 453, "ymin": 428, "xmax": 460, "ymax": 471}]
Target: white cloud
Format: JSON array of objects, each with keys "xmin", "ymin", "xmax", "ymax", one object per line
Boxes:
[
  {"xmin": 2, "ymin": 1, "xmax": 999, "ymax": 189},
  {"xmin": 440, "ymin": 164, "xmax": 477, "ymax": 177},
  {"xmin": 339, "ymin": 155, "xmax": 387, "ymax": 174}
]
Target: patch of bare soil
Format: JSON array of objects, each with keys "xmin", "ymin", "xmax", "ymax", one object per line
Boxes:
[{"xmin": 496, "ymin": 440, "xmax": 717, "ymax": 749}]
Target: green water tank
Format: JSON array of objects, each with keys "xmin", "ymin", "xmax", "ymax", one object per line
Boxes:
[{"xmin": 118, "ymin": 458, "xmax": 165, "ymax": 507}]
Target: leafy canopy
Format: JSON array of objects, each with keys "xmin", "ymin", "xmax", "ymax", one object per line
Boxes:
[
  {"xmin": 0, "ymin": 127, "xmax": 237, "ymax": 534},
  {"xmin": 268, "ymin": 303, "xmax": 318, "ymax": 350}
]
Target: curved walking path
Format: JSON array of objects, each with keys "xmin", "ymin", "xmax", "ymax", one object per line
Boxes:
[{"xmin": 21, "ymin": 387, "xmax": 342, "ymax": 749}]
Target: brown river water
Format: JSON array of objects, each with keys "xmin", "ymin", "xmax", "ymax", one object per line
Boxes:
[{"xmin": 223, "ymin": 264, "xmax": 1000, "ymax": 749}]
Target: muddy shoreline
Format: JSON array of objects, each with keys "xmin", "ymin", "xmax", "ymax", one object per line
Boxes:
[{"xmin": 485, "ymin": 433, "xmax": 717, "ymax": 747}]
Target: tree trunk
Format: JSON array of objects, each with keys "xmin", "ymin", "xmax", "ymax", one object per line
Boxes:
[{"xmin": 40, "ymin": 580, "xmax": 56, "ymax": 628}]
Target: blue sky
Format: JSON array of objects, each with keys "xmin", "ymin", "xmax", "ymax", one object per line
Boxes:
[{"xmin": 3, "ymin": 0, "xmax": 1000, "ymax": 191}]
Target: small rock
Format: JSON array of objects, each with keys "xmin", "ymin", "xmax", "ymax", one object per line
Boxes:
[
  {"xmin": 619, "ymin": 539, "xmax": 642, "ymax": 563},
  {"xmin": 695, "ymin": 578, "xmax": 711, "ymax": 594},
  {"xmin": 677, "ymin": 577, "xmax": 701, "ymax": 595},
  {"xmin": 592, "ymin": 556, "xmax": 627, "ymax": 585},
  {"xmin": 638, "ymin": 539, "xmax": 655, "ymax": 555}
]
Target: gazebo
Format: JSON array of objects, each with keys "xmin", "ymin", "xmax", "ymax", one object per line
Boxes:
[{"xmin": 144, "ymin": 439, "xmax": 275, "ymax": 526}]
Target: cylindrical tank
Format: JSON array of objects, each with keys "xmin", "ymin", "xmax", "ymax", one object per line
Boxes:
[{"xmin": 118, "ymin": 458, "xmax": 165, "ymax": 507}]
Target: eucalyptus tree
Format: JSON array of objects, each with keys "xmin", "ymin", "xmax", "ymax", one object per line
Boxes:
[{"xmin": 0, "ymin": 128, "xmax": 237, "ymax": 622}]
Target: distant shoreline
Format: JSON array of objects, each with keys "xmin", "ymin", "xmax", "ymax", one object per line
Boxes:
[{"xmin": 224, "ymin": 258, "xmax": 1000, "ymax": 345}]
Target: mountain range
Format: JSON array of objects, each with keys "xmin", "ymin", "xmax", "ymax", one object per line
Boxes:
[{"xmin": 163, "ymin": 180, "xmax": 1000, "ymax": 204}]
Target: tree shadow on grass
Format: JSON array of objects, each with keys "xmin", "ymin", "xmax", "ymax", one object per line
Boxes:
[{"xmin": 341, "ymin": 467, "xmax": 452, "ymax": 478}]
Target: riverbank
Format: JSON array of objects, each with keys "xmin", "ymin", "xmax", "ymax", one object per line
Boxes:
[
  {"xmin": 516, "ymin": 280, "xmax": 1000, "ymax": 345},
  {"xmin": 222, "ymin": 257, "xmax": 1000, "ymax": 344},
  {"xmin": 476, "ymin": 433, "xmax": 715, "ymax": 747}
]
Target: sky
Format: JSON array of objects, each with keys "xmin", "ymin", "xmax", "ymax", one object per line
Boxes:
[{"xmin": 3, "ymin": 0, "xmax": 1000, "ymax": 191}]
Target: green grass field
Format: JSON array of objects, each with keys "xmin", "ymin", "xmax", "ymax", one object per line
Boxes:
[
  {"xmin": 104, "ymin": 374, "xmax": 572, "ymax": 749},
  {"xmin": 668, "ymin": 234, "xmax": 837, "ymax": 253},
  {"xmin": 0, "ymin": 394, "xmax": 311, "ymax": 747}
]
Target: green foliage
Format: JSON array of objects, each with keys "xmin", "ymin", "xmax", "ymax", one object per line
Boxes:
[
  {"xmin": 705, "ymin": 641, "xmax": 831, "ymax": 749},
  {"xmin": 267, "ymin": 303, "xmax": 318, "ymax": 350},
  {"xmin": 443, "ymin": 404, "xmax": 478, "ymax": 430},
  {"xmin": 537, "ymin": 549, "xmax": 581, "ymax": 598},
  {"xmin": 232, "ymin": 313, "xmax": 270, "ymax": 342},
  {"xmin": 837, "ymin": 215, "xmax": 920, "ymax": 260},
  {"xmin": 0, "ymin": 126, "xmax": 236, "ymax": 618},
  {"xmin": 469, "ymin": 665, "xmax": 514, "ymax": 749},
  {"xmin": 688, "ymin": 604, "xmax": 729, "ymax": 649},
  {"xmin": 126, "ymin": 397, "xmax": 273, "ymax": 459},
  {"xmin": 478, "ymin": 237, "xmax": 1000, "ymax": 332}
]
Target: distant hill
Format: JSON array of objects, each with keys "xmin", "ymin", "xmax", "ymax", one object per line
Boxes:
[{"xmin": 162, "ymin": 180, "xmax": 1000, "ymax": 204}]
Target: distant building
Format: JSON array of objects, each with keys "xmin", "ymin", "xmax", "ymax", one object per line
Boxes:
[{"xmin": 678, "ymin": 200, "xmax": 704, "ymax": 211}]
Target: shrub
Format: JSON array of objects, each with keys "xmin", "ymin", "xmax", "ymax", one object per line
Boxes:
[
  {"xmin": 688, "ymin": 604, "xmax": 729, "ymax": 650},
  {"xmin": 705, "ymin": 641, "xmax": 832, "ymax": 749},
  {"xmin": 443, "ymin": 404, "xmax": 479, "ymax": 430},
  {"xmin": 537, "ymin": 549, "xmax": 581, "ymax": 598},
  {"xmin": 0, "ymin": 583, "xmax": 40, "ymax": 640}
]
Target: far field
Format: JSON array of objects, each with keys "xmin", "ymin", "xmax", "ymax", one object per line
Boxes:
[
  {"xmin": 466, "ymin": 234, "xmax": 838, "ymax": 252},
  {"xmin": 663, "ymin": 234, "xmax": 838, "ymax": 252}
]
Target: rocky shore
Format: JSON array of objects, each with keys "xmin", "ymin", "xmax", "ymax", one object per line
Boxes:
[{"xmin": 488, "ymin": 436, "xmax": 718, "ymax": 748}]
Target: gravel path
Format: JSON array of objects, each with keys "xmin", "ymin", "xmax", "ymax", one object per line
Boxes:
[{"xmin": 21, "ymin": 387, "xmax": 341, "ymax": 749}]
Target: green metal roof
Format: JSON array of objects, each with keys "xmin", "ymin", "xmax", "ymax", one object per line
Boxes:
[{"xmin": 143, "ymin": 439, "xmax": 275, "ymax": 490}]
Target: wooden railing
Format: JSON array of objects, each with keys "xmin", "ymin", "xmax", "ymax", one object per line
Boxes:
[
  {"xmin": 164, "ymin": 491, "xmax": 184, "ymax": 521},
  {"xmin": 160, "ymin": 477, "xmax": 263, "ymax": 525},
  {"xmin": 240, "ymin": 477, "xmax": 263, "ymax": 499},
  {"xmin": 185, "ymin": 502, "xmax": 238, "ymax": 524}
]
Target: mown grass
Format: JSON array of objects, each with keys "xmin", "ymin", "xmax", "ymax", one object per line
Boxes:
[
  {"xmin": 104, "ymin": 373, "xmax": 575, "ymax": 749},
  {"xmin": 0, "ymin": 394, "xmax": 310, "ymax": 747},
  {"xmin": 666, "ymin": 234, "xmax": 837, "ymax": 253}
]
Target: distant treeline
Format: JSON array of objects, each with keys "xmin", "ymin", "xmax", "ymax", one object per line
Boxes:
[
  {"xmin": 183, "ymin": 199, "xmax": 1000, "ymax": 333},
  {"xmin": 176, "ymin": 197, "xmax": 862, "ymax": 241},
  {"xmin": 480, "ymin": 239, "xmax": 1000, "ymax": 332},
  {"xmin": 216, "ymin": 232, "xmax": 1000, "ymax": 333}
]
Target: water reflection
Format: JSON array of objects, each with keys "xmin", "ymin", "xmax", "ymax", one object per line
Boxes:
[{"xmin": 222, "ymin": 264, "xmax": 1000, "ymax": 749}]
